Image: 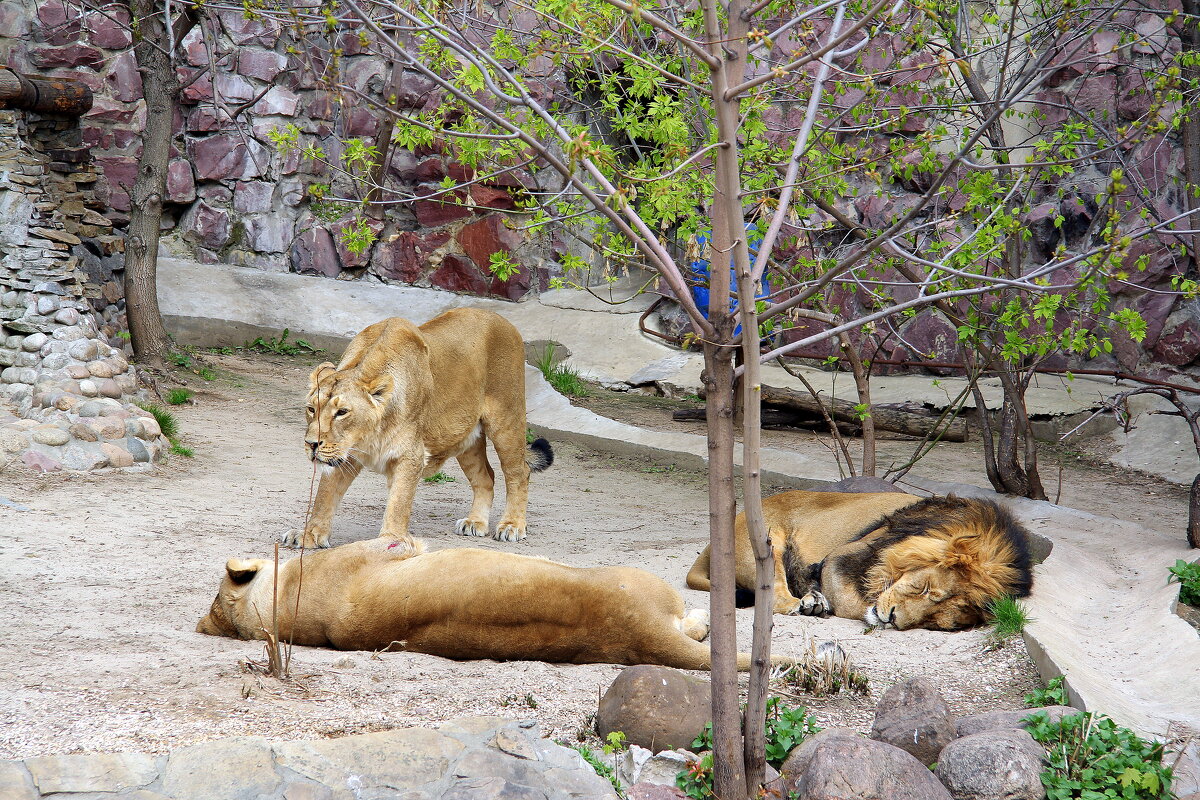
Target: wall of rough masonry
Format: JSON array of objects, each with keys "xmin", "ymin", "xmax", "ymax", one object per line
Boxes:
[
  {"xmin": 0, "ymin": 108, "xmax": 168, "ymax": 471},
  {"xmin": 1, "ymin": 1, "xmax": 1198, "ymax": 381}
]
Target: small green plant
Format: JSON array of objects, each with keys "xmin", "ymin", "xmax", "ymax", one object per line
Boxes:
[
  {"xmin": 1025, "ymin": 675, "xmax": 1069, "ymax": 708},
  {"xmin": 167, "ymin": 351, "xmax": 192, "ymax": 369},
  {"xmin": 196, "ymin": 366, "xmax": 216, "ymax": 381},
  {"xmin": 640, "ymin": 464, "xmax": 677, "ymax": 474},
  {"xmin": 166, "ymin": 388, "xmax": 193, "ymax": 406},
  {"xmin": 1024, "ymin": 711, "xmax": 1173, "ymax": 799},
  {"xmin": 208, "ymin": 345, "xmax": 236, "ymax": 355},
  {"xmin": 498, "ymin": 692, "xmax": 538, "ymax": 710},
  {"xmin": 244, "ymin": 328, "xmax": 321, "ymax": 356},
  {"xmin": 987, "ymin": 596, "xmax": 1033, "ymax": 640},
  {"xmin": 422, "ymin": 472, "xmax": 456, "ymax": 484},
  {"xmin": 1168, "ymin": 559, "xmax": 1200, "ymax": 606},
  {"xmin": 115, "ymin": 330, "xmax": 132, "ymax": 341},
  {"xmin": 571, "ymin": 744, "xmax": 622, "ymax": 796},
  {"xmin": 681, "ymin": 698, "xmax": 822, "ymax": 797},
  {"xmin": 534, "ymin": 344, "xmax": 589, "ymax": 397},
  {"xmin": 170, "ymin": 442, "xmax": 194, "ymax": 458}
]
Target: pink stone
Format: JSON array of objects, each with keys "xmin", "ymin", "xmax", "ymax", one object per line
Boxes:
[
  {"xmin": 105, "ymin": 50, "xmax": 142, "ymax": 103},
  {"xmin": 179, "ymin": 68, "xmax": 213, "ymax": 103},
  {"xmin": 218, "ymin": 8, "xmax": 281, "ymax": 47},
  {"xmin": 306, "ymin": 92, "xmax": 337, "ymax": 120},
  {"xmin": 370, "ymin": 231, "xmax": 451, "ymax": 283},
  {"xmin": 458, "ymin": 214, "xmax": 521, "ymax": 272},
  {"xmin": 214, "ymin": 73, "xmax": 256, "ymax": 103},
  {"xmin": 1117, "ymin": 71, "xmax": 1151, "ymax": 121},
  {"xmin": 1152, "ymin": 310, "xmax": 1200, "ymax": 366},
  {"xmin": 186, "ymin": 105, "xmax": 235, "ymax": 132},
  {"xmin": 333, "ymin": 218, "xmax": 382, "ymax": 269},
  {"xmin": 112, "ymin": 127, "xmax": 139, "ymax": 149},
  {"xmin": 412, "ymin": 191, "xmax": 470, "ymax": 227},
  {"xmin": 0, "ymin": 4, "xmax": 31, "ymax": 38},
  {"xmin": 86, "ymin": 9, "xmax": 132, "ymax": 49},
  {"xmin": 189, "ymin": 134, "xmax": 270, "ymax": 180},
  {"xmin": 167, "ymin": 160, "xmax": 196, "ymax": 203},
  {"xmin": 471, "ymin": 184, "xmax": 517, "ymax": 211},
  {"xmin": 1133, "ymin": 14, "xmax": 1167, "ymax": 55},
  {"xmin": 183, "ymin": 201, "xmax": 232, "ymax": 250},
  {"xmin": 396, "ymin": 69, "xmax": 437, "ymax": 108},
  {"xmin": 1069, "ymin": 73, "xmax": 1116, "ymax": 122},
  {"xmin": 430, "ymin": 254, "xmax": 490, "ymax": 295},
  {"xmin": 290, "ymin": 227, "xmax": 340, "ymax": 276},
  {"xmin": 181, "ymin": 26, "xmax": 207, "ymax": 66},
  {"xmin": 409, "ymin": 158, "xmax": 447, "ymax": 183},
  {"xmin": 236, "ymin": 49, "xmax": 288, "ymax": 81},
  {"xmin": 95, "ymin": 156, "xmax": 138, "ymax": 212},
  {"xmin": 343, "ymin": 107, "xmax": 378, "ymax": 137},
  {"xmin": 252, "ymin": 86, "xmax": 300, "ymax": 116},
  {"xmin": 36, "ymin": 0, "xmax": 81, "ymax": 44},
  {"xmin": 22, "ymin": 450, "xmax": 62, "ymax": 473},
  {"xmin": 233, "ymin": 181, "xmax": 274, "ymax": 213},
  {"xmin": 245, "ymin": 215, "xmax": 294, "ymax": 253},
  {"xmin": 85, "ymin": 96, "xmax": 136, "ymax": 124},
  {"xmin": 30, "ymin": 44, "xmax": 104, "ymax": 69}
]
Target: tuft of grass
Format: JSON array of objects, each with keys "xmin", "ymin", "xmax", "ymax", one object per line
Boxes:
[
  {"xmin": 170, "ymin": 442, "xmax": 194, "ymax": 458},
  {"xmin": 166, "ymin": 388, "xmax": 193, "ymax": 406},
  {"xmin": 987, "ymin": 595, "xmax": 1032, "ymax": 640},
  {"xmin": 771, "ymin": 640, "xmax": 870, "ymax": 698},
  {"xmin": 422, "ymin": 472, "xmax": 455, "ymax": 484},
  {"xmin": 138, "ymin": 402, "xmax": 179, "ymax": 439},
  {"xmin": 244, "ymin": 328, "xmax": 321, "ymax": 356},
  {"xmin": 535, "ymin": 344, "xmax": 589, "ymax": 397}
]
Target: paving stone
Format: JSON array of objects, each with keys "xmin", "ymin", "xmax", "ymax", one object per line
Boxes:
[
  {"xmin": 0, "ymin": 760, "xmax": 37, "ymax": 800},
  {"xmin": 441, "ymin": 776, "xmax": 548, "ymax": 800},
  {"xmin": 24, "ymin": 752, "xmax": 158, "ymax": 794},
  {"xmin": 161, "ymin": 738, "xmax": 278, "ymax": 800}
]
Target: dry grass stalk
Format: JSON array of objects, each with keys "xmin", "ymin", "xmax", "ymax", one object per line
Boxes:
[{"xmin": 770, "ymin": 640, "xmax": 870, "ymax": 698}]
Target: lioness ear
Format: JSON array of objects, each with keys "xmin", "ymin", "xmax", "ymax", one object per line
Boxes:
[
  {"xmin": 225, "ymin": 558, "xmax": 264, "ymax": 584},
  {"xmin": 308, "ymin": 362, "xmax": 337, "ymax": 389},
  {"xmin": 364, "ymin": 375, "xmax": 394, "ymax": 405}
]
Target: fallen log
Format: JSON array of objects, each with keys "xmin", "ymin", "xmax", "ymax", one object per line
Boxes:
[{"xmin": 760, "ymin": 384, "xmax": 968, "ymax": 442}]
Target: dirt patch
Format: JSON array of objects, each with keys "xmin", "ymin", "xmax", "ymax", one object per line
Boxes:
[{"xmin": 0, "ymin": 353, "xmax": 1095, "ymax": 760}]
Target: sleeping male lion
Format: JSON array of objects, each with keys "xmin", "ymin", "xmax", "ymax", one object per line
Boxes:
[
  {"xmin": 198, "ymin": 538, "xmax": 782, "ymax": 670},
  {"xmin": 283, "ymin": 308, "xmax": 553, "ymax": 551},
  {"xmin": 687, "ymin": 491, "xmax": 1035, "ymax": 631}
]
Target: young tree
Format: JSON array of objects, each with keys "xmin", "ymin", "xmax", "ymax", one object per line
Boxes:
[{"xmin": 244, "ymin": 0, "xmax": 1192, "ymax": 793}]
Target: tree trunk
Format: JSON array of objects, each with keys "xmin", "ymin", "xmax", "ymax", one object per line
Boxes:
[
  {"xmin": 1179, "ymin": 0, "xmax": 1200, "ymax": 271},
  {"xmin": 124, "ymin": 0, "xmax": 189, "ymax": 369},
  {"xmin": 756, "ymin": 385, "xmax": 969, "ymax": 441}
]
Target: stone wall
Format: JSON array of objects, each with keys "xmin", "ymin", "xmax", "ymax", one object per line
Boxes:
[{"xmin": 0, "ymin": 107, "xmax": 167, "ymax": 470}]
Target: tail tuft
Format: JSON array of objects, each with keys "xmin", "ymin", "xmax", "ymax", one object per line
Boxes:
[{"xmin": 527, "ymin": 437, "xmax": 554, "ymax": 472}]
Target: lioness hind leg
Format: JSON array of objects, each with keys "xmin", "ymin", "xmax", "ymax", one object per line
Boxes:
[
  {"xmin": 454, "ymin": 435, "xmax": 494, "ymax": 537},
  {"xmin": 491, "ymin": 426, "xmax": 532, "ymax": 543}
]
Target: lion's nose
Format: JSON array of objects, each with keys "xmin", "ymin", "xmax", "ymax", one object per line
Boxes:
[{"xmin": 305, "ymin": 439, "xmax": 320, "ymax": 457}]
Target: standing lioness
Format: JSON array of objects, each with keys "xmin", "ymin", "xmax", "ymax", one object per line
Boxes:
[{"xmin": 283, "ymin": 308, "xmax": 552, "ymax": 551}]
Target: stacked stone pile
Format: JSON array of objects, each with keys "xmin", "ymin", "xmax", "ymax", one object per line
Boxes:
[{"xmin": 0, "ymin": 107, "xmax": 166, "ymax": 471}]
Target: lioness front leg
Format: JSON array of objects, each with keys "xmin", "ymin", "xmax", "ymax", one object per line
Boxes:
[
  {"xmin": 285, "ymin": 459, "xmax": 363, "ymax": 549},
  {"xmin": 379, "ymin": 455, "xmax": 423, "ymax": 553}
]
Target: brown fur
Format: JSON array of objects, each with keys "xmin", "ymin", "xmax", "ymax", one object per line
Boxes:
[
  {"xmin": 197, "ymin": 539, "xmax": 788, "ymax": 670},
  {"xmin": 686, "ymin": 491, "xmax": 1034, "ymax": 631},
  {"xmin": 283, "ymin": 308, "xmax": 551, "ymax": 550}
]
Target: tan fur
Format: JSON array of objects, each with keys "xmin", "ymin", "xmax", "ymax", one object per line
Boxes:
[
  {"xmin": 197, "ymin": 539, "xmax": 788, "ymax": 670},
  {"xmin": 284, "ymin": 309, "xmax": 548, "ymax": 550},
  {"xmin": 686, "ymin": 491, "xmax": 1034, "ymax": 631}
]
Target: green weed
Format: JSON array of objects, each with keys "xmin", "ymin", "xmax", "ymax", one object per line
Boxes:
[
  {"xmin": 138, "ymin": 402, "xmax": 178, "ymax": 439},
  {"xmin": 422, "ymin": 472, "xmax": 455, "ymax": 484},
  {"xmin": 196, "ymin": 366, "xmax": 216, "ymax": 381},
  {"xmin": 166, "ymin": 388, "xmax": 193, "ymax": 406},
  {"xmin": 170, "ymin": 442, "xmax": 194, "ymax": 458},
  {"xmin": 570, "ymin": 744, "xmax": 622, "ymax": 796},
  {"xmin": 987, "ymin": 596, "xmax": 1032, "ymax": 640},
  {"xmin": 535, "ymin": 344, "xmax": 589, "ymax": 397},
  {"xmin": 1168, "ymin": 559, "xmax": 1200, "ymax": 606},
  {"xmin": 208, "ymin": 346, "xmax": 236, "ymax": 355},
  {"xmin": 244, "ymin": 328, "xmax": 321, "ymax": 356},
  {"xmin": 1024, "ymin": 711, "xmax": 1172, "ymax": 799},
  {"xmin": 1025, "ymin": 675, "xmax": 1069, "ymax": 707}
]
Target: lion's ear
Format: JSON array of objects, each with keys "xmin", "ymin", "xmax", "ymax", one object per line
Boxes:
[
  {"xmin": 364, "ymin": 374, "xmax": 394, "ymax": 406},
  {"xmin": 308, "ymin": 362, "xmax": 337, "ymax": 389},
  {"xmin": 225, "ymin": 558, "xmax": 265, "ymax": 584}
]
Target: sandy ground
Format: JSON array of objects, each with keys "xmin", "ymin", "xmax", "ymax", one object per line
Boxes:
[{"xmin": 1, "ymin": 352, "xmax": 1185, "ymax": 761}]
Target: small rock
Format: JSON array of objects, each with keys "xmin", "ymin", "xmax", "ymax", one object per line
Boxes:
[
  {"xmin": 68, "ymin": 340, "xmax": 99, "ymax": 361},
  {"xmin": 95, "ymin": 378, "xmax": 123, "ymax": 399},
  {"xmin": 934, "ymin": 729, "xmax": 1046, "ymax": 800},
  {"xmin": 32, "ymin": 427, "xmax": 70, "ymax": 446},
  {"xmin": 66, "ymin": 365, "xmax": 91, "ymax": 380},
  {"xmin": 21, "ymin": 449, "xmax": 62, "ymax": 473},
  {"xmin": 61, "ymin": 443, "xmax": 109, "ymax": 471},
  {"xmin": 54, "ymin": 307, "xmax": 81, "ymax": 326},
  {"xmin": 78, "ymin": 379, "xmax": 98, "ymax": 397},
  {"xmin": 36, "ymin": 295, "xmax": 60, "ymax": 316},
  {"xmin": 70, "ymin": 423, "xmax": 99, "ymax": 442},
  {"xmin": 76, "ymin": 400, "xmax": 106, "ymax": 417},
  {"xmin": 42, "ymin": 353, "xmax": 70, "ymax": 370},
  {"xmin": 88, "ymin": 360, "xmax": 116, "ymax": 378},
  {"xmin": 331, "ymin": 655, "xmax": 356, "ymax": 669},
  {"xmin": 870, "ymin": 678, "xmax": 956, "ymax": 766},
  {"xmin": 100, "ymin": 443, "xmax": 135, "ymax": 468},
  {"xmin": 780, "ymin": 730, "xmax": 952, "ymax": 800},
  {"xmin": 21, "ymin": 332, "xmax": 47, "ymax": 352},
  {"xmin": 597, "ymin": 666, "xmax": 713, "ymax": 753},
  {"xmin": 619, "ymin": 747, "xmax": 697, "ymax": 787},
  {"xmin": 125, "ymin": 436, "xmax": 150, "ymax": 463}
]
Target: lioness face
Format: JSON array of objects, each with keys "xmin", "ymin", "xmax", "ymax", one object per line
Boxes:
[
  {"xmin": 305, "ymin": 363, "xmax": 392, "ymax": 468},
  {"xmin": 866, "ymin": 566, "xmax": 984, "ymax": 631}
]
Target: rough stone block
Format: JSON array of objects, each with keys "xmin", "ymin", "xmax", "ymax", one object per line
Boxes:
[
  {"xmin": 870, "ymin": 678, "xmax": 956, "ymax": 766},
  {"xmin": 162, "ymin": 738, "xmax": 278, "ymax": 800},
  {"xmin": 274, "ymin": 729, "xmax": 463, "ymax": 795},
  {"xmin": 24, "ymin": 752, "xmax": 158, "ymax": 794},
  {"xmin": 597, "ymin": 666, "xmax": 712, "ymax": 753}
]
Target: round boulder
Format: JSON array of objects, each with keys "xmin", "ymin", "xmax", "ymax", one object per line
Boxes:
[
  {"xmin": 596, "ymin": 665, "xmax": 711, "ymax": 753},
  {"xmin": 934, "ymin": 728, "xmax": 1046, "ymax": 800},
  {"xmin": 779, "ymin": 729, "xmax": 952, "ymax": 800},
  {"xmin": 955, "ymin": 705, "xmax": 1076, "ymax": 738},
  {"xmin": 870, "ymin": 678, "xmax": 957, "ymax": 766}
]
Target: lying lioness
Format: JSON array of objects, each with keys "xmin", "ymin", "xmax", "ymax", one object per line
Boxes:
[
  {"xmin": 284, "ymin": 308, "xmax": 553, "ymax": 551},
  {"xmin": 198, "ymin": 538, "xmax": 779, "ymax": 670},
  {"xmin": 687, "ymin": 491, "xmax": 1034, "ymax": 631}
]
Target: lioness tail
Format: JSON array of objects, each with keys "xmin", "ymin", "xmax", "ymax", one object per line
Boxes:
[{"xmin": 527, "ymin": 437, "xmax": 554, "ymax": 472}]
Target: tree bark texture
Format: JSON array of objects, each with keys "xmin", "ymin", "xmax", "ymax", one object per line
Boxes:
[
  {"xmin": 124, "ymin": 0, "xmax": 191, "ymax": 368},
  {"xmin": 0, "ymin": 68, "xmax": 93, "ymax": 114},
  {"xmin": 1179, "ymin": 0, "xmax": 1200, "ymax": 270}
]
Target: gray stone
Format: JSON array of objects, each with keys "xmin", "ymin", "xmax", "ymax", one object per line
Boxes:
[
  {"xmin": 1174, "ymin": 740, "xmax": 1200, "ymax": 797},
  {"xmin": 625, "ymin": 784, "xmax": 687, "ymax": 800},
  {"xmin": 125, "ymin": 436, "xmax": 150, "ymax": 463},
  {"xmin": 95, "ymin": 378, "xmax": 123, "ymax": 399},
  {"xmin": 493, "ymin": 728, "xmax": 540, "ymax": 761},
  {"xmin": 597, "ymin": 666, "xmax": 712, "ymax": 753},
  {"xmin": 23, "ymin": 752, "xmax": 158, "ymax": 793},
  {"xmin": 0, "ymin": 430, "xmax": 29, "ymax": 454},
  {"xmin": 954, "ymin": 706, "xmax": 1076, "ymax": 738},
  {"xmin": 2, "ymin": 367, "xmax": 37, "ymax": 384},
  {"xmin": 42, "ymin": 353, "xmax": 70, "ymax": 370},
  {"xmin": 60, "ymin": 443, "xmax": 110, "ymax": 471},
  {"xmin": 870, "ymin": 678, "xmax": 956, "ymax": 766},
  {"xmin": 36, "ymin": 295, "xmax": 60, "ymax": 315},
  {"xmin": 14, "ymin": 352, "xmax": 37, "ymax": 367},
  {"xmin": 68, "ymin": 339, "xmax": 99, "ymax": 361},
  {"xmin": 161, "ymin": 738, "xmax": 278, "ymax": 800},
  {"xmin": 79, "ymin": 379, "xmax": 98, "ymax": 397},
  {"xmin": 779, "ymin": 730, "xmax": 952, "ymax": 800},
  {"xmin": 54, "ymin": 307, "xmax": 82, "ymax": 326},
  {"xmin": 21, "ymin": 332, "xmax": 46, "ymax": 352},
  {"xmin": 1, "ymin": 291, "xmax": 18, "ymax": 307},
  {"xmin": 442, "ymin": 777, "xmax": 548, "ymax": 800},
  {"xmin": 540, "ymin": 765, "xmax": 619, "ymax": 796},
  {"xmin": 52, "ymin": 325, "xmax": 86, "ymax": 342},
  {"xmin": 77, "ymin": 400, "xmax": 106, "ymax": 417},
  {"xmin": 627, "ymin": 354, "xmax": 689, "ymax": 387},
  {"xmin": 31, "ymin": 427, "xmax": 70, "ymax": 446},
  {"xmin": 934, "ymin": 729, "xmax": 1046, "ymax": 800},
  {"xmin": 274, "ymin": 728, "xmax": 463, "ymax": 796},
  {"xmin": 0, "ymin": 760, "xmax": 37, "ymax": 800},
  {"xmin": 618, "ymin": 747, "xmax": 697, "ymax": 787},
  {"xmin": 454, "ymin": 748, "xmax": 544, "ymax": 789},
  {"xmin": 0, "ymin": 348, "xmax": 15, "ymax": 366}
]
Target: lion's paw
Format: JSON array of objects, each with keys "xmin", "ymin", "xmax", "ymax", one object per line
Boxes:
[
  {"xmin": 493, "ymin": 522, "xmax": 527, "ymax": 543},
  {"xmin": 456, "ymin": 518, "xmax": 488, "ymax": 537},
  {"xmin": 282, "ymin": 528, "xmax": 330, "ymax": 549},
  {"xmin": 680, "ymin": 609, "xmax": 711, "ymax": 641},
  {"xmin": 798, "ymin": 591, "xmax": 830, "ymax": 616}
]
